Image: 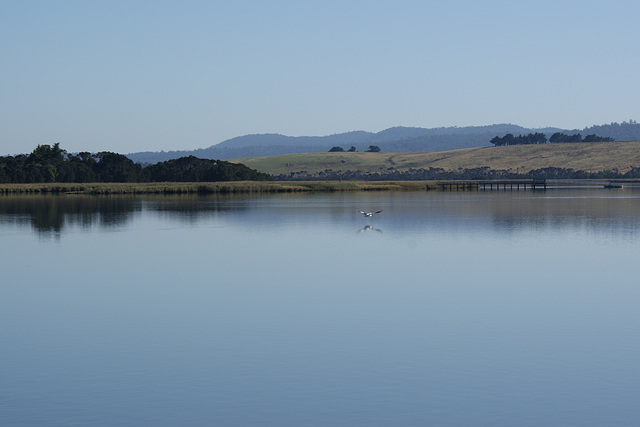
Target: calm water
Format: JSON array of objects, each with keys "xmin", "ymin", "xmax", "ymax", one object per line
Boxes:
[{"xmin": 1, "ymin": 188, "xmax": 640, "ymax": 426}]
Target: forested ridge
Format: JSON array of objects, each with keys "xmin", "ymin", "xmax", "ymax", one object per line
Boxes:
[{"xmin": 0, "ymin": 144, "xmax": 272, "ymax": 183}]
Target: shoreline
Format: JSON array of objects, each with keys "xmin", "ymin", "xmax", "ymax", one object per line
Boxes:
[
  {"xmin": 0, "ymin": 181, "xmax": 439, "ymax": 195},
  {"xmin": 2, "ymin": 179, "xmax": 636, "ymax": 195}
]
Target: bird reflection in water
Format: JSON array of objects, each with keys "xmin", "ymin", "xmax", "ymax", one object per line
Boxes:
[{"xmin": 358, "ymin": 225, "xmax": 383, "ymax": 233}]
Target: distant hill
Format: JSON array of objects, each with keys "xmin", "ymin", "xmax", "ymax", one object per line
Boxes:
[{"xmin": 126, "ymin": 121, "xmax": 640, "ymax": 165}]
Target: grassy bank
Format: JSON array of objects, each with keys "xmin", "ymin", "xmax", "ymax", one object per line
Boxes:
[
  {"xmin": 232, "ymin": 140, "xmax": 640, "ymax": 176},
  {"xmin": 0, "ymin": 181, "xmax": 438, "ymax": 195}
]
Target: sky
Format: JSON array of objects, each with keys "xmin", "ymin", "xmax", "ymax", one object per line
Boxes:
[{"xmin": 2, "ymin": 0, "xmax": 639, "ymax": 155}]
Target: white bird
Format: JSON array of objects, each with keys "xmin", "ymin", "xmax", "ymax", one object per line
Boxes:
[{"xmin": 358, "ymin": 210, "xmax": 383, "ymax": 217}]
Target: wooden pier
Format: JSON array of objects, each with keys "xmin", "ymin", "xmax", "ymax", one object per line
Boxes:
[
  {"xmin": 480, "ymin": 179, "xmax": 547, "ymax": 191},
  {"xmin": 436, "ymin": 181, "xmax": 480, "ymax": 191},
  {"xmin": 436, "ymin": 179, "xmax": 547, "ymax": 191}
]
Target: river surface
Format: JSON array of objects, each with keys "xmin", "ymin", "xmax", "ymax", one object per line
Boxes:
[{"xmin": 1, "ymin": 188, "xmax": 640, "ymax": 426}]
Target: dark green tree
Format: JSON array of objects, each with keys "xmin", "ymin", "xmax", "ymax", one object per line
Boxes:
[
  {"xmin": 28, "ymin": 143, "xmax": 66, "ymax": 164},
  {"xmin": 502, "ymin": 134, "xmax": 515, "ymax": 146},
  {"xmin": 142, "ymin": 156, "xmax": 272, "ymax": 182},
  {"xmin": 583, "ymin": 134, "xmax": 614, "ymax": 142},
  {"xmin": 490, "ymin": 136, "xmax": 504, "ymax": 146},
  {"xmin": 529, "ymin": 132, "xmax": 548, "ymax": 144},
  {"xmin": 25, "ymin": 143, "xmax": 67, "ymax": 182},
  {"xmin": 94, "ymin": 152, "xmax": 142, "ymax": 182},
  {"xmin": 550, "ymin": 133, "xmax": 582, "ymax": 143}
]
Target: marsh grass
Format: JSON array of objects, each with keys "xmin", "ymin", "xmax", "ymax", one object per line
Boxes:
[{"xmin": 0, "ymin": 181, "xmax": 438, "ymax": 195}]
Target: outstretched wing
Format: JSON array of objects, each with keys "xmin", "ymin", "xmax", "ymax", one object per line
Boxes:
[{"xmin": 374, "ymin": 210, "xmax": 383, "ymax": 214}]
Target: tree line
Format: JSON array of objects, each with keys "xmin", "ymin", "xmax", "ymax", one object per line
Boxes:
[
  {"xmin": 0, "ymin": 143, "xmax": 272, "ymax": 183},
  {"xmin": 328, "ymin": 145, "xmax": 381, "ymax": 152},
  {"xmin": 490, "ymin": 132, "xmax": 614, "ymax": 146}
]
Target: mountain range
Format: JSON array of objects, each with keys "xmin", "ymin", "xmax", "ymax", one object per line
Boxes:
[{"xmin": 126, "ymin": 121, "xmax": 640, "ymax": 165}]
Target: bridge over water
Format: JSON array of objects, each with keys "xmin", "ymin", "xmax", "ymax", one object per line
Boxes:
[
  {"xmin": 436, "ymin": 179, "xmax": 547, "ymax": 191},
  {"xmin": 434, "ymin": 179, "xmax": 639, "ymax": 191}
]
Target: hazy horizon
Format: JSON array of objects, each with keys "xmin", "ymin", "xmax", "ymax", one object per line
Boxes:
[
  {"xmin": 0, "ymin": 121, "xmax": 616, "ymax": 157},
  {"xmin": 3, "ymin": 1, "xmax": 639, "ymax": 156}
]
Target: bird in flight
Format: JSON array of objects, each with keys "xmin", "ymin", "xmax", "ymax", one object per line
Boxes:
[{"xmin": 358, "ymin": 210, "xmax": 383, "ymax": 217}]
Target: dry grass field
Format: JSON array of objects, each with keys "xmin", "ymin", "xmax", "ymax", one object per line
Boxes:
[{"xmin": 233, "ymin": 140, "xmax": 640, "ymax": 176}]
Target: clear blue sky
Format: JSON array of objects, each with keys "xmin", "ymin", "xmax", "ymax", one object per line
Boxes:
[{"xmin": 2, "ymin": 0, "xmax": 639, "ymax": 155}]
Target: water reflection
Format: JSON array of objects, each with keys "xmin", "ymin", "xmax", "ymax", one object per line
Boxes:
[
  {"xmin": 486, "ymin": 192, "xmax": 640, "ymax": 238},
  {"xmin": 0, "ymin": 195, "xmax": 141, "ymax": 235},
  {"xmin": 1, "ymin": 189, "xmax": 640, "ymax": 237},
  {"xmin": 0, "ymin": 194, "xmax": 250, "ymax": 236},
  {"xmin": 358, "ymin": 225, "xmax": 383, "ymax": 233},
  {"xmin": 2, "ymin": 188, "xmax": 640, "ymax": 426}
]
